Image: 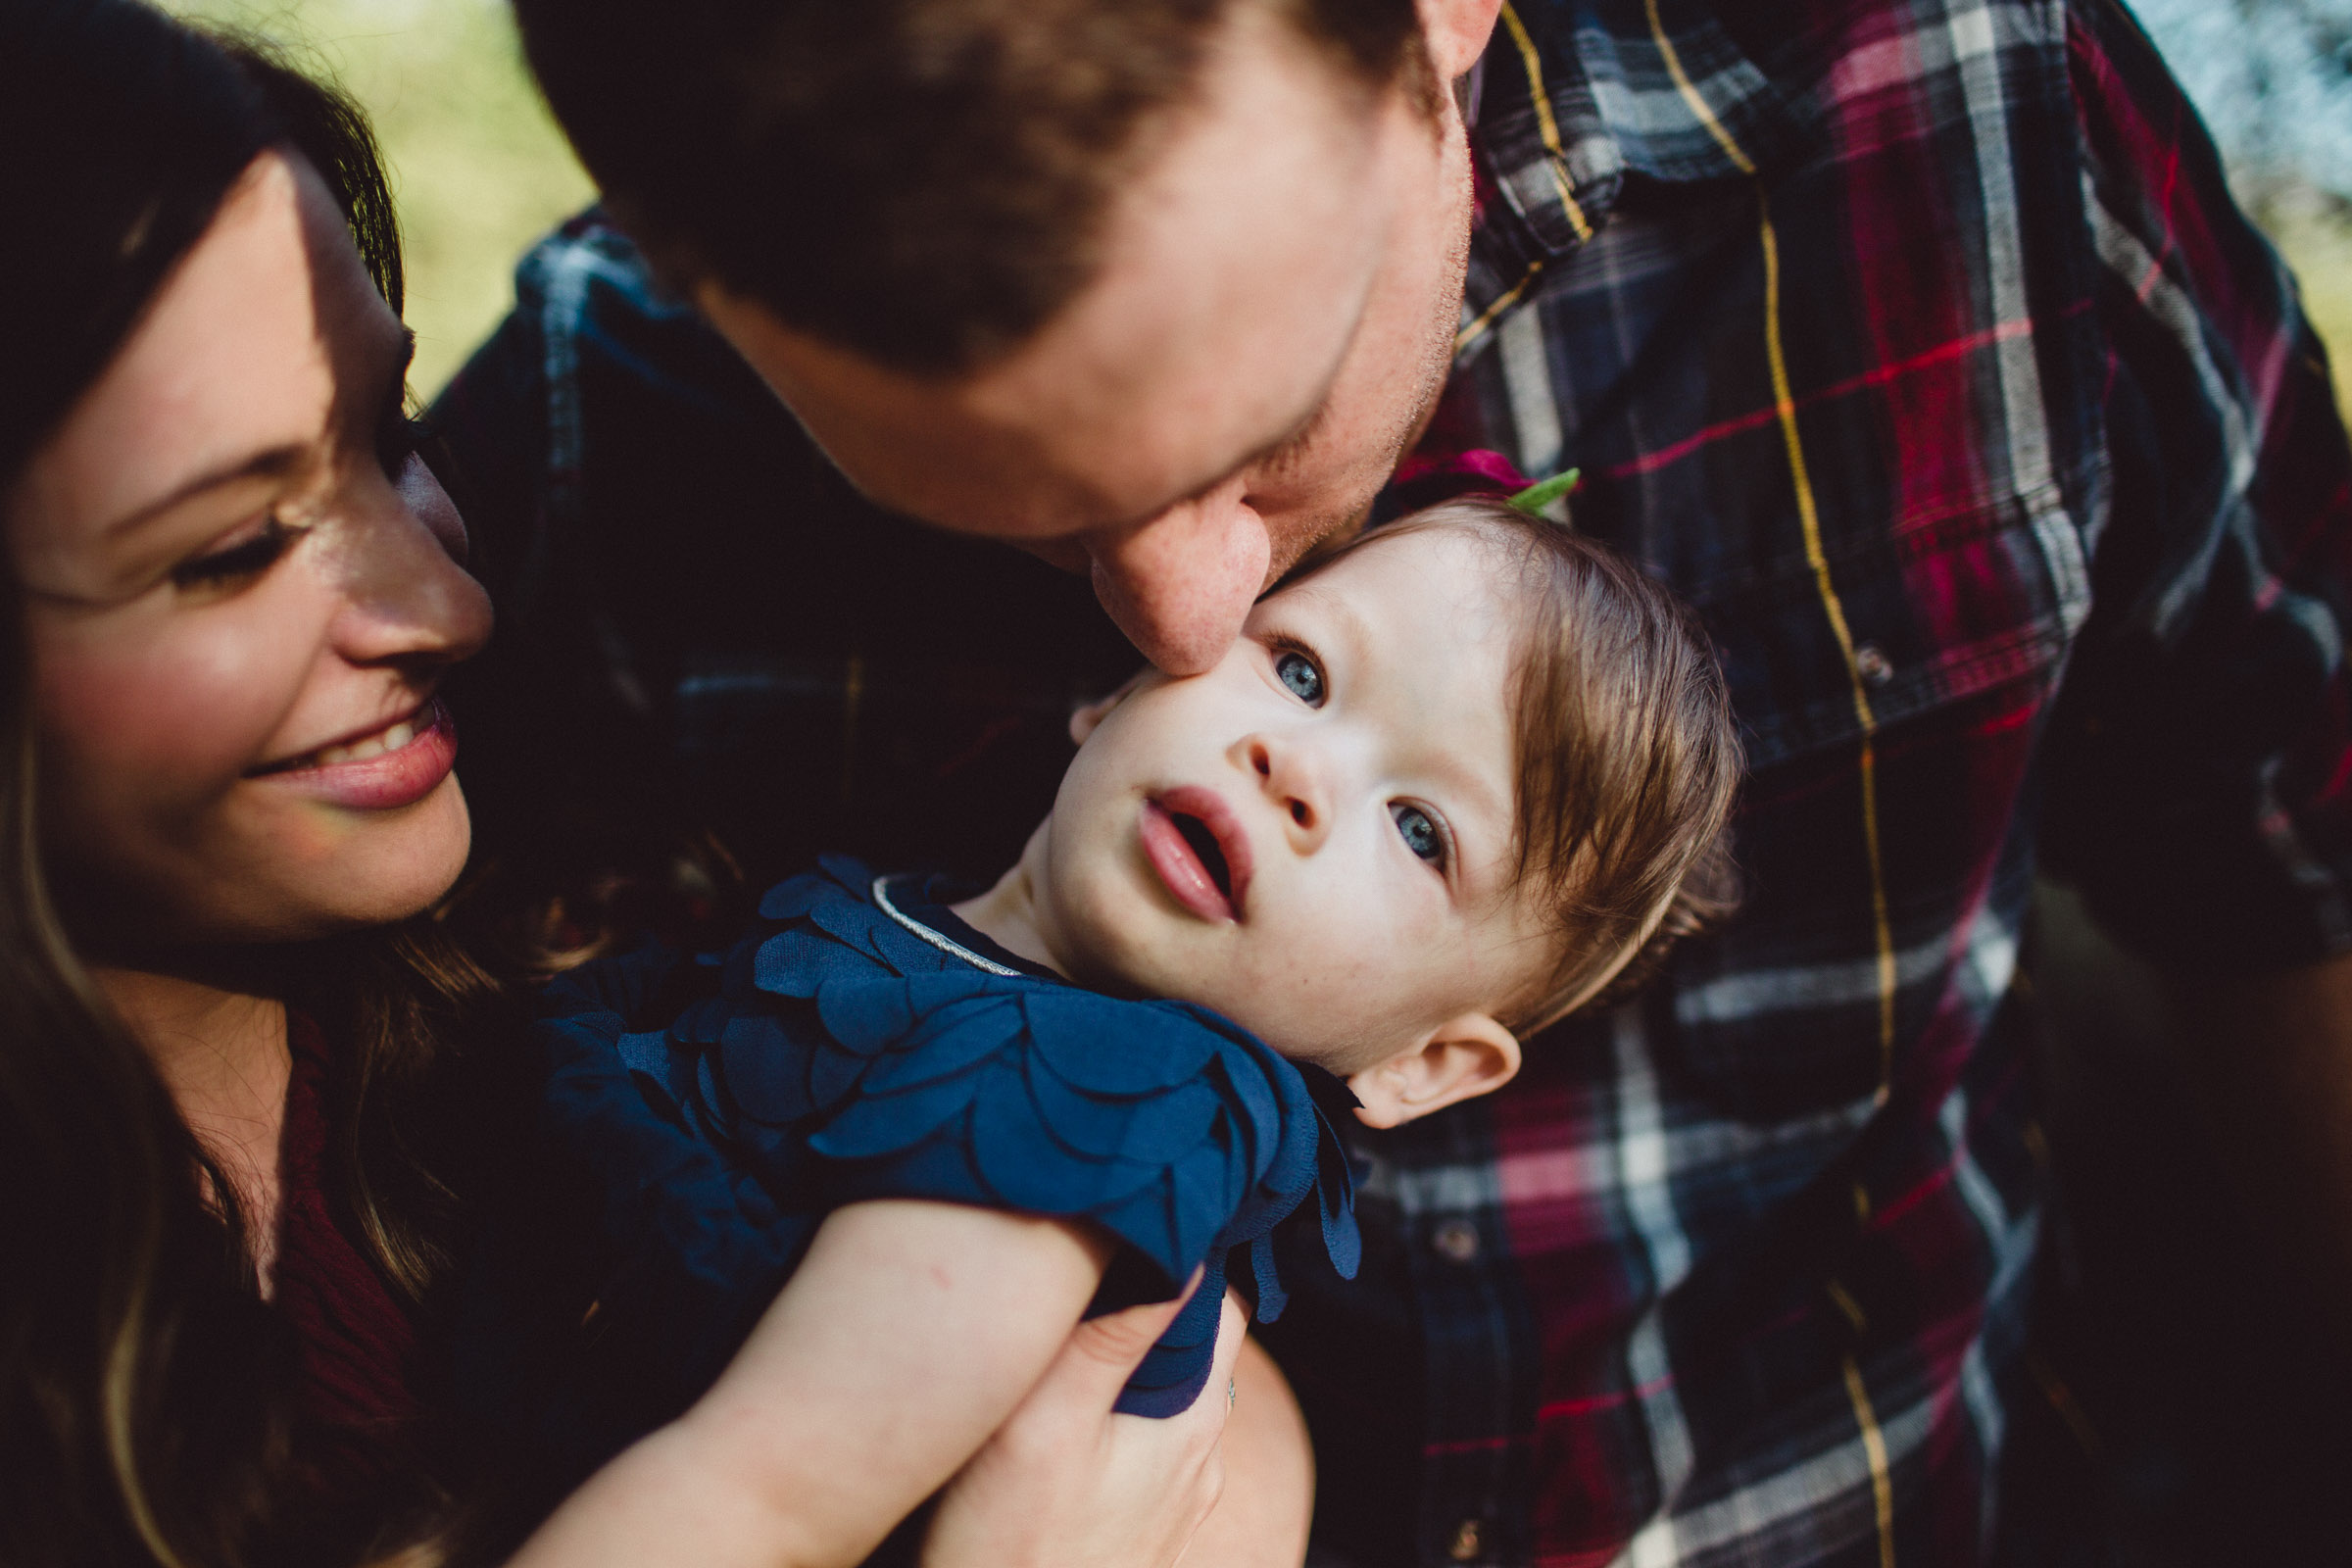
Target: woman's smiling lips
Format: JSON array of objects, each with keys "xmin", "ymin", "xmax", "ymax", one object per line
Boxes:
[
  {"xmin": 1139, "ymin": 785, "xmax": 1253, "ymax": 922},
  {"xmin": 245, "ymin": 698, "xmax": 456, "ymax": 809}
]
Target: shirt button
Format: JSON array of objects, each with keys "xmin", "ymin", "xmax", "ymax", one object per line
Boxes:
[
  {"xmin": 1447, "ymin": 1518, "xmax": 1485, "ymax": 1561},
  {"xmin": 1432, "ymin": 1218, "xmax": 1482, "ymax": 1262},
  {"xmin": 1854, "ymin": 643, "xmax": 1893, "ymax": 685}
]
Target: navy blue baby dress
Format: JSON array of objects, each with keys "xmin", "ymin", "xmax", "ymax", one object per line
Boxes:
[{"xmin": 484, "ymin": 856, "xmax": 1361, "ymax": 1498}]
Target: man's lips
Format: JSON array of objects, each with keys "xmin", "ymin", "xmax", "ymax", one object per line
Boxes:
[
  {"xmin": 1139, "ymin": 786, "xmax": 1253, "ymax": 923},
  {"xmin": 244, "ymin": 699, "xmax": 457, "ymax": 810}
]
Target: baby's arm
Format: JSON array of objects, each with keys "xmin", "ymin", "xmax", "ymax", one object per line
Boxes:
[{"xmin": 512, "ymin": 1199, "xmax": 1113, "ymax": 1568}]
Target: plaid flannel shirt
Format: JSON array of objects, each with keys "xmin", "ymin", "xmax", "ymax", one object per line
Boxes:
[{"xmin": 429, "ymin": 1, "xmax": 2352, "ymax": 1562}]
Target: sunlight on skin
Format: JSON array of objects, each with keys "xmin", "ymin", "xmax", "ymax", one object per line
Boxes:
[
  {"xmin": 700, "ymin": 1, "xmax": 1504, "ymax": 675},
  {"xmin": 10, "ymin": 150, "xmax": 489, "ymax": 950},
  {"xmin": 155, "ymin": 0, "xmax": 596, "ymax": 395},
  {"xmin": 6, "ymin": 149, "xmax": 488, "ymax": 1275}
]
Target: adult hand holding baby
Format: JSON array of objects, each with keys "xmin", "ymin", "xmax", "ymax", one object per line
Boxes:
[{"xmin": 927, "ymin": 1284, "xmax": 1311, "ymax": 1568}]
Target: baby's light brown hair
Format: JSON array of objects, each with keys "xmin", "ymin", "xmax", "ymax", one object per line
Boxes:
[{"xmin": 1303, "ymin": 497, "xmax": 1743, "ymax": 1031}]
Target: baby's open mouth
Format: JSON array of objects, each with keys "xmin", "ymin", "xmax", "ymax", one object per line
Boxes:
[
  {"xmin": 1170, "ymin": 811, "xmax": 1234, "ymax": 902},
  {"xmin": 1141, "ymin": 787, "xmax": 1252, "ymax": 924}
]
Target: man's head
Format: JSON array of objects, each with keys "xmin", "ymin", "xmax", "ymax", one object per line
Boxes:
[
  {"xmin": 987, "ymin": 501, "xmax": 1742, "ymax": 1128},
  {"xmin": 514, "ymin": 0, "xmax": 1503, "ymax": 672}
]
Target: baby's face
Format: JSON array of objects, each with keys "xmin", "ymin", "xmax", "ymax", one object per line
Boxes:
[{"xmin": 1030, "ymin": 524, "xmax": 1553, "ymax": 1072}]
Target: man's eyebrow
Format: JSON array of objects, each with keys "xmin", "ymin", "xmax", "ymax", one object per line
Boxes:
[
  {"xmin": 1098, "ymin": 391, "xmax": 1332, "ymax": 535},
  {"xmin": 1250, "ymin": 378, "xmax": 1340, "ymax": 480},
  {"xmin": 1097, "ymin": 325, "xmax": 1356, "ymax": 533}
]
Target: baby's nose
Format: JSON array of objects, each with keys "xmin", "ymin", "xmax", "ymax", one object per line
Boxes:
[{"xmin": 1246, "ymin": 735, "xmax": 1329, "ymax": 846}]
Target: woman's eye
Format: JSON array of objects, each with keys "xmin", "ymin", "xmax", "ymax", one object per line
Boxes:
[
  {"xmin": 1393, "ymin": 804, "xmax": 1446, "ymax": 865},
  {"xmin": 171, "ymin": 518, "xmax": 298, "ymax": 589},
  {"xmin": 1274, "ymin": 649, "xmax": 1325, "ymax": 706}
]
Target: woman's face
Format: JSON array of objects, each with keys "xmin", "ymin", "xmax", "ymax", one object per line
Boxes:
[{"xmin": 6, "ymin": 151, "xmax": 491, "ymax": 948}]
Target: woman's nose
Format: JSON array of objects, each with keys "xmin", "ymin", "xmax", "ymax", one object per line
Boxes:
[
  {"xmin": 1085, "ymin": 478, "xmax": 1272, "ymax": 676},
  {"xmin": 1240, "ymin": 732, "xmax": 1333, "ymax": 852},
  {"xmin": 324, "ymin": 457, "xmax": 493, "ymax": 669}
]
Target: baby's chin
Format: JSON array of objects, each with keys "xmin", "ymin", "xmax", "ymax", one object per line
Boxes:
[{"xmin": 1039, "ymin": 846, "xmax": 1396, "ymax": 1069}]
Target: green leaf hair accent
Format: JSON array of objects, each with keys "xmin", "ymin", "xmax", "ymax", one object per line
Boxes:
[{"xmin": 1506, "ymin": 468, "xmax": 1582, "ymax": 516}]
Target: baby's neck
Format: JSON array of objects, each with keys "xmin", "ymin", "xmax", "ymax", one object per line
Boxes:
[{"xmin": 949, "ymin": 826, "xmax": 1069, "ymax": 979}]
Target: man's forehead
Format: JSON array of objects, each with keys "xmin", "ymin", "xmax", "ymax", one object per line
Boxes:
[
  {"xmin": 923, "ymin": 9, "xmax": 1393, "ymax": 524},
  {"xmin": 700, "ymin": 5, "xmax": 1401, "ymax": 545}
]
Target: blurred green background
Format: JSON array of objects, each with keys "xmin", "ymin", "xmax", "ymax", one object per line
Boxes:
[
  {"xmin": 164, "ymin": 0, "xmax": 2350, "ymax": 411},
  {"xmin": 159, "ymin": 0, "xmax": 594, "ymax": 395}
]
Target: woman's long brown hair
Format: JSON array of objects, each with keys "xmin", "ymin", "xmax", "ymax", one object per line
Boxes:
[{"xmin": 0, "ymin": 7, "xmax": 507, "ymax": 1562}]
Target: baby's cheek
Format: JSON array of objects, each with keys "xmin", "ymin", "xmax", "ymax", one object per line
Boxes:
[{"xmin": 1237, "ymin": 929, "xmax": 1396, "ymax": 1054}]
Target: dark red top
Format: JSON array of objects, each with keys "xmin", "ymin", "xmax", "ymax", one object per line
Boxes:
[{"xmin": 272, "ymin": 1013, "xmax": 421, "ymax": 1500}]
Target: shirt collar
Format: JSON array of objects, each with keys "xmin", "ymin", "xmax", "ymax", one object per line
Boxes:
[{"xmin": 1468, "ymin": 1, "xmax": 1821, "ymax": 266}]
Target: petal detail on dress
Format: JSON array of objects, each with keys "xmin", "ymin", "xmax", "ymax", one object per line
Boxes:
[
  {"xmin": 523, "ymin": 861, "xmax": 1363, "ymax": 1434},
  {"xmin": 858, "ymin": 997, "xmax": 1024, "ymax": 1092},
  {"xmin": 1024, "ymin": 1047, "xmax": 1223, "ymax": 1164},
  {"xmin": 1022, "ymin": 992, "xmax": 1218, "ymax": 1096},
  {"xmin": 717, "ymin": 1016, "xmax": 817, "ymax": 1127},
  {"xmin": 807, "ymin": 893, "xmax": 920, "ymax": 971},
  {"xmin": 1090, "ymin": 1170, "xmax": 1183, "ymax": 1285},
  {"xmin": 807, "ymin": 1070, "xmax": 987, "ymax": 1158},
  {"xmin": 813, "ymin": 976, "xmax": 920, "ymax": 1053},
  {"xmin": 1166, "ymin": 1140, "xmax": 1241, "ymax": 1279},
  {"xmin": 807, "ymin": 1039, "xmax": 871, "ymax": 1109},
  {"xmin": 759, "ymin": 877, "xmax": 830, "ymax": 921},
  {"xmin": 754, "ymin": 927, "xmax": 875, "ymax": 999},
  {"xmin": 968, "ymin": 1058, "xmax": 1134, "ymax": 1211}
]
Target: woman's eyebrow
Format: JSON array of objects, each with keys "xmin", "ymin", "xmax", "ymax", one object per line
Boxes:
[
  {"xmin": 101, "ymin": 324, "xmax": 416, "ymax": 545},
  {"xmin": 103, "ymin": 444, "xmax": 310, "ymax": 539},
  {"xmin": 104, "ymin": 326, "xmax": 414, "ymax": 543}
]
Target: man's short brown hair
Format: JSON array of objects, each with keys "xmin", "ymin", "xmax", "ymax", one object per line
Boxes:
[{"xmin": 514, "ymin": 0, "xmax": 1424, "ymax": 373}]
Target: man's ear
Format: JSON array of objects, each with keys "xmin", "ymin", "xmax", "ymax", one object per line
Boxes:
[
  {"xmin": 1069, "ymin": 668, "xmax": 1150, "ymax": 747},
  {"xmin": 1347, "ymin": 1011, "xmax": 1521, "ymax": 1129},
  {"xmin": 1419, "ymin": 0, "xmax": 1503, "ymax": 84}
]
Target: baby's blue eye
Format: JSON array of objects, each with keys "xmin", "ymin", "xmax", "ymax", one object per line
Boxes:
[
  {"xmin": 1393, "ymin": 804, "xmax": 1444, "ymax": 864},
  {"xmin": 1275, "ymin": 650, "xmax": 1325, "ymax": 706}
]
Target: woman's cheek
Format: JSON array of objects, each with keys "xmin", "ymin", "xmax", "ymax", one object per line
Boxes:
[{"xmin": 32, "ymin": 602, "xmax": 310, "ymax": 821}]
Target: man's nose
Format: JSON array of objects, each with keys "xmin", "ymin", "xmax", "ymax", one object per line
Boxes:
[
  {"xmin": 1085, "ymin": 481, "xmax": 1271, "ymax": 675},
  {"xmin": 1239, "ymin": 731, "xmax": 1333, "ymax": 854}
]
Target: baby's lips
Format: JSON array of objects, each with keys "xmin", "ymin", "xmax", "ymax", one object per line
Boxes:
[
  {"xmin": 1140, "ymin": 796, "xmax": 1240, "ymax": 922},
  {"xmin": 1151, "ymin": 783, "xmax": 1254, "ymax": 916}
]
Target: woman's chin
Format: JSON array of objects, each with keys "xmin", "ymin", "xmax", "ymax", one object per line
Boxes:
[
  {"xmin": 224, "ymin": 776, "xmax": 476, "ymax": 941},
  {"xmin": 328, "ymin": 778, "xmax": 473, "ymax": 924}
]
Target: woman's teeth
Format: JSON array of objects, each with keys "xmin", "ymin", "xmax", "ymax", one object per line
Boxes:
[{"xmin": 314, "ymin": 719, "xmax": 416, "ymax": 767}]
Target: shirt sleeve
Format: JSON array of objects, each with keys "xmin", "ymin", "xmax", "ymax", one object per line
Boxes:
[{"xmin": 2038, "ymin": 0, "xmax": 2352, "ymax": 971}]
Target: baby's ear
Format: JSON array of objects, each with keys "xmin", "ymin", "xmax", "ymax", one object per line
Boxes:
[
  {"xmin": 1069, "ymin": 668, "xmax": 1150, "ymax": 746},
  {"xmin": 1347, "ymin": 1012, "xmax": 1522, "ymax": 1129}
]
